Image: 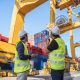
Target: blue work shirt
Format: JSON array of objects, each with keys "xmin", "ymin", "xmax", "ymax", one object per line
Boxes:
[{"xmin": 16, "ymin": 41, "xmax": 31, "ymax": 60}]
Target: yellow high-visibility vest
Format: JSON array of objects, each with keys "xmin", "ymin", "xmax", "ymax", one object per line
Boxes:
[
  {"xmin": 49, "ymin": 38, "xmax": 65, "ymax": 70},
  {"xmin": 14, "ymin": 42, "xmax": 30, "ymax": 73}
]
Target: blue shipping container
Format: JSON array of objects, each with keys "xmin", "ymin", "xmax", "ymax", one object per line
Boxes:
[
  {"xmin": 41, "ymin": 30, "xmax": 49, "ymax": 36},
  {"xmin": 33, "ymin": 54, "xmax": 48, "ymax": 70},
  {"xmin": 34, "ymin": 37, "xmax": 42, "ymax": 44}
]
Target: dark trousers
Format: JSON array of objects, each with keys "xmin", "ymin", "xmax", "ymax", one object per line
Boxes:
[{"xmin": 51, "ymin": 69, "xmax": 64, "ymax": 80}]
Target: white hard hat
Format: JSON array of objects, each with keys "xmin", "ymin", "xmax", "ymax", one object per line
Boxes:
[
  {"xmin": 51, "ymin": 26, "xmax": 60, "ymax": 35},
  {"xmin": 19, "ymin": 29, "xmax": 27, "ymax": 38}
]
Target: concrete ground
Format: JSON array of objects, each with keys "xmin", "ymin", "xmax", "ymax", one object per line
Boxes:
[{"xmin": 0, "ymin": 71, "xmax": 80, "ymax": 80}]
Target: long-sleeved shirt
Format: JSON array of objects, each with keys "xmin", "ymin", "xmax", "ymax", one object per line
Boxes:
[
  {"xmin": 16, "ymin": 41, "xmax": 31, "ymax": 60},
  {"xmin": 47, "ymin": 38, "xmax": 59, "ymax": 51}
]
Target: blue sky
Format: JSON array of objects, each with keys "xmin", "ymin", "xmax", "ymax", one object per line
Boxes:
[{"xmin": 0, "ymin": 0, "xmax": 80, "ymax": 57}]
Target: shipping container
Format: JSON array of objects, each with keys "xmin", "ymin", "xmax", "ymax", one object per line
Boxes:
[
  {"xmin": 34, "ymin": 30, "xmax": 49, "ymax": 46},
  {"xmin": 28, "ymin": 30, "xmax": 49, "ymax": 70},
  {"xmin": 1, "ymin": 35, "xmax": 8, "ymax": 42},
  {"xmin": 42, "ymin": 35, "xmax": 46, "ymax": 41},
  {"xmin": 38, "ymin": 42, "xmax": 42, "ymax": 48},
  {"xmin": 0, "ymin": 34, "xmax": 8, "ymax": 42},
  {"xmin": 41, "ymin": 30, "xmax": 49, "ymax": 36},
  {"xmin": 34, "ymin": 54, "xmax": 44, "ymax": 70},
  {"xmin": 33, "ymin": 54, "xmax": 48, "ymax": 70},
  {"xmin": 34, "ymin": 38, "xmax": 38, "ymax": 44},
  {"xmin": 34, "ymin": 43, "xmax": 38, "ymax": 47},
  {"xmin": 45, "ymin": 35, "xmax": 49, "ymax": 40},
  {"xmin": 0, "ymin": 63, "xmax": 12, "ymax": 70},
  {"xmin": 0, "ymin": 34, "xmax": 1, "ymax": 40},
  {"xmin": 42, "ymin": 35, "xmax": 49, "ymax": 41},
  {"xmin": 41, "ymin": 30, "xmax": 49, "ymax": 41},
  {"xmin": 34, "ymin": 32, "xmax": 41, "ymax": 39},
  {"xmin": 34, "ymin": 36, "xmax": 42, "ymax": 44},
  {"xmin": 38, "ymin": 41, "xmax": 47, "ymax": 49},
  {"xmin": 37, "ymin": 37, "xmax": 42, "ymax": 42}
]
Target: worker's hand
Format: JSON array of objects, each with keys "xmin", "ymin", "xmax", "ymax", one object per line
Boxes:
[{"xmin": 31, "ymin": 54, "xmax": 37, "ymax": 58}]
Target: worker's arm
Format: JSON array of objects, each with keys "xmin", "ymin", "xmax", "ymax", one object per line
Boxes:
[
  {"xmin": 17, "ymin": 42, "xmax": 31, "ymax": 60},
  {"xmin": 47, "ymin": 39, "xmax": 59, "ymax": 53}
]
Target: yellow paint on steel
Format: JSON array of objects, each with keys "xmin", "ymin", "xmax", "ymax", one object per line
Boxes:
[
  {"xmin": 0, "ymin": 58, "xmax": 7, "ymax": 63},
  {"xmin": 49, "ymin": 0, "xmax": 56, "ymax": 29},
  {"xmin": 0, "ymin": 41, "xmax": 16, "ymax": 54},
  {"xmin": 58, "ymin": 0, "xmax": 73, "ymax": 9},
  {"xmin": 58, "ymin": 0, "xmax": 80, "ymax": 10},
  {"xmin": 8, "ymin": 0, "xmax": 48, "ymax": 44},
  {"xmin": 59, "ymin": 21, "xmax": 80, "ymax": 33},
  {"xmin": 0, "ymin": 52, "xmax": 14, "ymax": 59}
]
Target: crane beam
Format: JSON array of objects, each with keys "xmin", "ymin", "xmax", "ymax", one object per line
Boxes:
[
  {"xmin": 58, "ymin": 0, "xmax": 80, "ymax": 10},
  {"xmin": 74, "ymin": 43, "xmax": 80, "ymax": 47},
  {"xmin": 59, "ymin": 21, "xmax": 80, "ymax": 33}
]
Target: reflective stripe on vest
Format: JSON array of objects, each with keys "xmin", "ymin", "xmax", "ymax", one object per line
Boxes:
[
  {"xmin": 15, "ymin": 62, "xmax": 29, "ymax": 67},
  {"xmin": 49, "ymin": 38, "xmax": 65, "ymax": 70},
  {"xmin": 50, "ymin": 53, "xmax": 65, "ymax": 57},
  {"xmin": 49, "ymin": 60, "xmax": 65, "ymax": 64}
]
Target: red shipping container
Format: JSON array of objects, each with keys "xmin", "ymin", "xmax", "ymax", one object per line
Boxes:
[
  {"xmin": 26, "ymin": 43, "xmax": 48, "ymax": 56},
  {"xmin": 0, "ymin": 34, "xmax": 1, "ymax": 40},
  {"xmin": 1, "ymin": 35, "xmax": 8, "ymax": 42}
]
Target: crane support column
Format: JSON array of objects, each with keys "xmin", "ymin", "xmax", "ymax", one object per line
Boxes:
[
  {"xmin": 48, "ymin": 0, "xmax": 56, "ymax": 30},
  {"xmin": 68, "ymin": 7, "xmax": 75, "ymax": 60}
]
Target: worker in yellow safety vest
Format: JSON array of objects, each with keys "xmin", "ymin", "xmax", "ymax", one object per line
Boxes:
[
  {"xmin": 14, "ymin": 29, "xmax": 36, "ymax": 80},
  {"xmin": 46, "ymin": 26, "xmax": 65, "ymax": 80}
]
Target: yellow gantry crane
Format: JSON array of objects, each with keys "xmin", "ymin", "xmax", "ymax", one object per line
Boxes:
[
  {"xmin": 0, "ymin": 0, "xmax": 80, "ymax": 71},
  {"xmin": 0, "ymin": 0, "xmax": 48, "ymax": 63}
]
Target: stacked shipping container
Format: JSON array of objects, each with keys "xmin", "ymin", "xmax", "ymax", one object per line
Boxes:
[
  {"xmin": 34, "ymin": 30, "xmax": 49, "ymax": 70},
  {"xmin": 34, "ymin": 30, "xmax": 49, "ymax": 48},
  {"xmin": 34, "ymin": 32, "xmax": 42, "ymax": 46}
]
